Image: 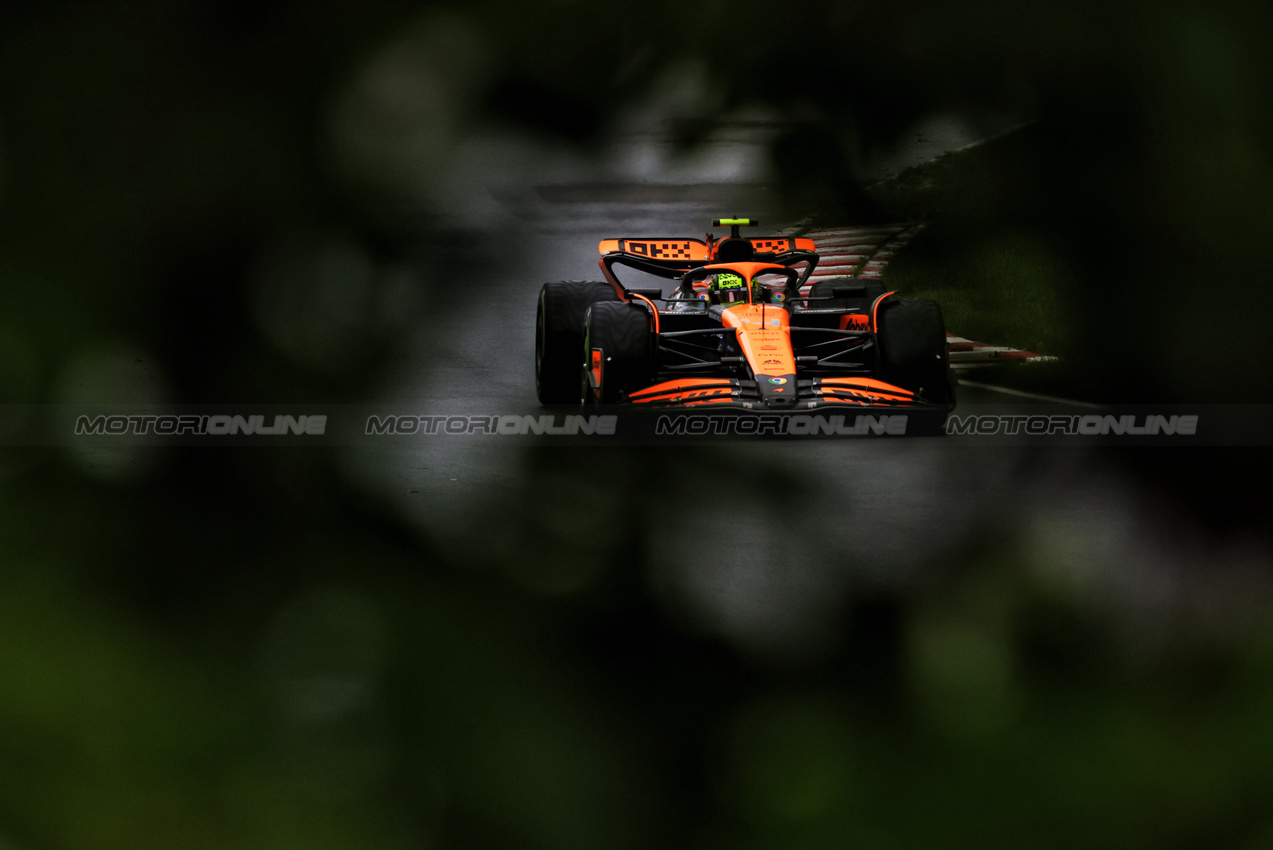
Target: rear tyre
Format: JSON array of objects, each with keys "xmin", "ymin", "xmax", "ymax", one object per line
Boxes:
[
  {"xmin": 536, "ymin": 281, "xmax": 621, "ymax": 405},
  {"xmin": 581, "ymin": 301, "xmax": 653, "ymax": 405},
  {"xmin": 877, "ymin": 298, "xmax": 954, "ymax": 405},
  {"xmin": 809, "ymin": 277, "xmax": 886, "ymax": 311}
]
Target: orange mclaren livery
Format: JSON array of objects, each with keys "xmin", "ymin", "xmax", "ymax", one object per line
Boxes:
[{"xmin": 534, "ymin": 219, "xmax": 954, "ymax": 415}]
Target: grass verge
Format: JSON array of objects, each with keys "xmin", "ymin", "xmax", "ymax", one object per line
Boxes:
[{"xmin": 861, "ymin": 124, "xmax": 1098, "ymax": 401}]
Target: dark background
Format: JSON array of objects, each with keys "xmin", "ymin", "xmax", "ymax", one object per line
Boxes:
[{"xmin": 2, "ymin": 2, "xmax": 1272, "ymax": 848}]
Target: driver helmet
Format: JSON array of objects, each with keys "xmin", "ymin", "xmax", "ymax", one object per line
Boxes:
[{"xmin": 711, "ymin": 271, "xmax": 751, "ymax": 305}]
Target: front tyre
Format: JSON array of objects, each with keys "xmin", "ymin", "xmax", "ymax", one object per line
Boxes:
[
  {"xmin": 581, "ymin": 301, "xmax": 653, "ymax": 405},
  {"xmin": 876, "ymin": 298, "xmax": 954, "ymax": 406},
  {"xmin": 536, "ymin": 281, "xmax": 621, "ymax": 405}
]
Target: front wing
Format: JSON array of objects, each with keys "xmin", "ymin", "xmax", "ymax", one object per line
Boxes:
[{"xmin": 626, "ymin": 375, "xmax": 947, "ymax": 410}]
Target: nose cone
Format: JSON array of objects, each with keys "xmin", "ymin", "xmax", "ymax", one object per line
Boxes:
[{"xmin": 756, "ymin": 373, "xmax": 796, "ymax": 408}]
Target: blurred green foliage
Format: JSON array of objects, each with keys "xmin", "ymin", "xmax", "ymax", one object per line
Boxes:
[{"xmin": 2, "ymin": 1, "xmax": 1273, "ymax": 849}]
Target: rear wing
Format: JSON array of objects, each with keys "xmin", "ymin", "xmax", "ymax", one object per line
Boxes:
[
  {"xmin": 749, "ymin": 237, "xmax": 818, "ymax": 255},
  {"xmin": 598, "ymin": 235, "xmax": 821, "ymax": 295},
  {"xmin": 597, "ymin": 236, "xmax": 817, "ymax": 268},
  {"xmin": 597, "ymin": 239, "xmax": 711, "ymax": 264}
]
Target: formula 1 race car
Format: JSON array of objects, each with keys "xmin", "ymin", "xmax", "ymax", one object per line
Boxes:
[{"xmin": 534, "ymin": 218, "xmax": 953, "ymax": 412}]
